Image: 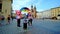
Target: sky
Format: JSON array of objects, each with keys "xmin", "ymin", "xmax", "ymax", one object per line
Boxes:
[{"xmin": 12, "ymin": 0, "xmax": 60, "ymax": 12}]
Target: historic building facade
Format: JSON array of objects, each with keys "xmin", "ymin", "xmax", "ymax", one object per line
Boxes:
[
  {"xmin": 0, "ymin": 0, "xmax": 12, "ymax": 19},
  {"xmin": 37, "ymin": 7, "xmax": 60, "ymax": 19},
  {"xmin": 31, "ymin": 5, "xmax": 37, "ymax": 18},
  {"xmin": 51, "ymin": 7, "xmax": 60, "ymax": 19},
  {"xmin": 36, "ymin": 10, "xmax": 51, "ymax": 19}
]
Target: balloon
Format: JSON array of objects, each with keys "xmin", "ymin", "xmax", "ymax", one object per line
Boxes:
[{"xmin": 20, "ymin": 7, "xmax": 30, "ymax": 14}]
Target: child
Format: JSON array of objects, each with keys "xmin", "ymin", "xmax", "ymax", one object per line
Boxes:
[
  {"xmin": 23, "ymin": 19, "xmax": 27, "ymax": 30},
  {"xmin": 23, "ymin": 14, "xmax": 27, "ymax": 30}
]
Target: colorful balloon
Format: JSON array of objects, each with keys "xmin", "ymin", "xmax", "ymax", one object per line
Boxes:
[{"xmin": 20, "ymin": 7, "xmax": 30, "ymax": 14}]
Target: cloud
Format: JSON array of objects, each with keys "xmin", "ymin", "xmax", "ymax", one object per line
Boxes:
[
  {"xmin": 13, "ymin": 0, "xmax": 32, "ymax": 10},
  {"xmin": 16, "ymin": 0, "xmax": 31, "ymax": 5},
  {"xmin": 13, "ymin": 0, "xmax": 42, "ymax": 10}
]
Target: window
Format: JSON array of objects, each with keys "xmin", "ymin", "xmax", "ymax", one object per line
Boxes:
[
  {"xmin": 0, "ymin": 4, "xmax": 2, "ymax": 9},
  {"xmin": 0, "ymin": 3, "xmax": 2, "ymax": 12},
  {"xmin": 58, "ymin": 14, "xmax": 60, "ymax": 16},
  {"xmin": 0, "ymin": 0, "xmax": 2, "ymax": 2}
]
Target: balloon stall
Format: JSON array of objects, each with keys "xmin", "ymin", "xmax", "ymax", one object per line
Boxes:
[{"xmin": 16, "ymin": 7, "xmax": 31, "ymax": 19}]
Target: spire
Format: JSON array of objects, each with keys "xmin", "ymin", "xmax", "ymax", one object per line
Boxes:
[
  {"xmin": 31, "ymin": 5, "xmax": 34, "ymax": 12},
  {"xmin": 31, "ymin": 5, "xmax": 33, "ymax": 9},
  {"xmin": 34, "ymin": 6, "xmax": 36, "ymax": 10}
]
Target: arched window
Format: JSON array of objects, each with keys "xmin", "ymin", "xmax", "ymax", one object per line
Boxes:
[{"xmin": 0, "ymin": 3, "xmax": 2, "ymax": 12}]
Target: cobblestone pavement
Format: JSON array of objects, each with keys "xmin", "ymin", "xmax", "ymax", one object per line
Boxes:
[{"xmin": 0, "ymin": 19, "xmax": 60, "ymax": 34}]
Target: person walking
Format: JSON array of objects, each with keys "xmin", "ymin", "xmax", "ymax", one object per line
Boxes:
[
  {"xmin": 23, "ymin": 14, "xmax": 28, "ymax": 30},
  {"xmin": 16, "ymin": 10, "xmax": 22, "ymax": 27},
  {"xmin": 11, "ymin": 16, "xmax": 13, "ymax": 21},
  {"xmin": 7, "ymin": 15, "xmax": 11, "ymax": 24},
  {"xmin": 16, "ymin": 14, "xmax": 22, "ymax": 27},
  {"xmin": 28, "ymin": 13, "xmax": 33, "ymax": 26},
  {"xmin": 16, "ymin": 15, "xmax": 20, "ymax": 27}
]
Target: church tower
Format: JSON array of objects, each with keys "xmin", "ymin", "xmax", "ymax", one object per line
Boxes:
[
  {"xmin": 31, "ymin": 5, "xmax": 34, "ymax": 12},
  {"xmin": 31, "ymin": 5, "xmax": 37, "ymax": 18},
  {"xmin": 33, "ymin": 6, "xmax": 37, "ymax": 18}
]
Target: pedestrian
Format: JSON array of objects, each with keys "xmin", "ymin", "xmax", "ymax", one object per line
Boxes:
[
  {"xmin": 23, "ymin": 14, "xmax": 28, "ymax": 30},
  {"xmin": 11, "ymin": 16, "xmax": 13, "ymax": 20},
  {"xmin": 23, "ymin": 19, "xmax": 27, "ymax": 30},
  {"xmin": 16, "ymin": 14, "xmax": 22, "ymax": 27},
  {"xmin": 7, "ymin": 15, "xmax": 10, "ymax": 24},
  {"xmin": 28, "ymin": 13, "xmax": 33, "ymax": 26}
]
